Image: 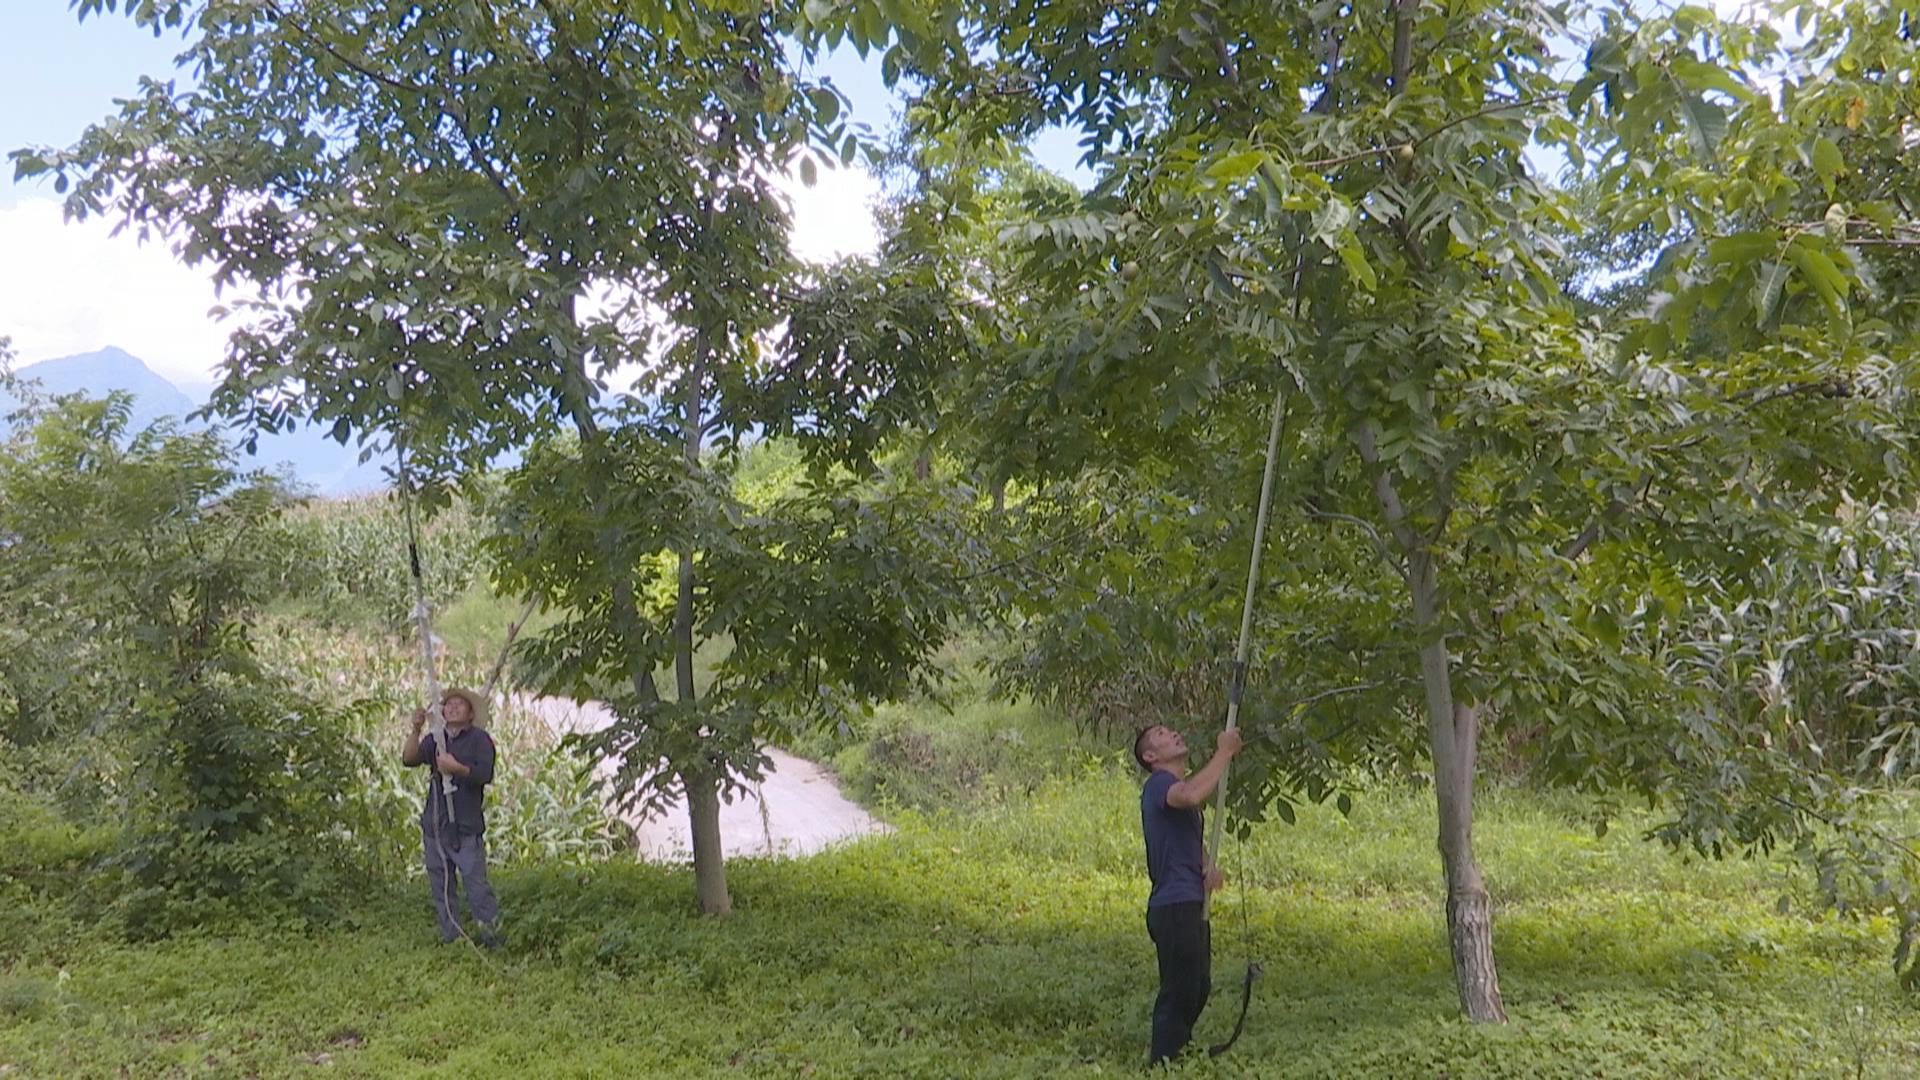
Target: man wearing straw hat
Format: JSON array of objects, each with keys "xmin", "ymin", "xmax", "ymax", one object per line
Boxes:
[{"xmin": 401, "ymin": 687, "xmax": 501, "ymax": 947}]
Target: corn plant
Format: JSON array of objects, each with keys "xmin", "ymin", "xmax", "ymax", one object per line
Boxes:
[
  {"xmin": 259, "ymin": 618, "xmax": 623, "ymax": 877},
  {"xmin": 264, "ymin": 493, "xmax": 488, "ymax": 629}
]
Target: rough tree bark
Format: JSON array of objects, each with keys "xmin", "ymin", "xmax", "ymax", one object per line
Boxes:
[
  {"xmin": 1361, "ymin": 423, "xmax": 1507, "ymax": 1023},
  {"xmin": 1409, "ymin": 553, "xmax": 1507, "ymax": 1022}
]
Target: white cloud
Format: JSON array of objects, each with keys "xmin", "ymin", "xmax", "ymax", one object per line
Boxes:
[
  {"xmin": 0, "ymin": 198, "xmax": 230, "ymax": 388},
  {"xmin": 0, "ymin": 162, "xmax": 884, "ymax": 389}
]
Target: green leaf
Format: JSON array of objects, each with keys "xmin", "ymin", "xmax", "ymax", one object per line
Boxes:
[
  {"xmin": 810, "ymin": 86, "xmax": 843, "ymax": 127},
  {"xmin": 1677, "ymin": 94, "xmax": 1728, "ymax": 160},
  {"xmin": 798, "ymin": 155, "xmax": 819, "ymax": 188},
  {"xmin": 1789, "ymin": 243, "xmax": 1847, "ymax": 313},
  {"xmin": 1669, "ymin": 55, "xmax": 1756, "ymax": 102},
  {"xmin": 1311, "ymin": 197, "xmax": 1354, "ymax": 245},
  {"xmin": 1586, "ymin": 36, "xmax": 1627, "ymax": 76},
  {"xmin": 1751, "ymin": 260, "xmax": 1789, "ymax": 328},
  {"xmin": 1338, "ymin": 243, "xmax": 1377, "ymax": 291},
  {"xmin": 1823, "ymin": 202, "xmax": 1849, "ymax": 241},
  {"xmin": 1569, "ymin": 71, "xmax": 1607, "ymax": 111},
  {"xmin": 1205, "ymin": 150, "xmax": 1267, "ymax": 183},
  {"xmin": 1205, "ymin": 257, "xmax": 1239, "ymax": 297},
  {"xmin": 1811, "ymin": 136, "xmax": 1844, "ymax": 192},
  {"xmin": 1705, "ymin": 233, "xmax": 1776, "ymax": 265},
  {"xmin": 1274, "ymin": 799, "xmax": 1296, "ymax": 826}
]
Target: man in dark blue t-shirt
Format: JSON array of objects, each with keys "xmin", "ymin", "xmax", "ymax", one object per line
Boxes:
[
  {"xmin": 401, "ymin": 688, "xmax": 501, "ymax": 947},
  {"xmin": 1133, "ymin": 722, "xmax": 1242, "ymax": 1066}
]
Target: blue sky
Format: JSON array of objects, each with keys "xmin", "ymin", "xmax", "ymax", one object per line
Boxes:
[
  {"xmin": 0, "ymin": 2, "xmax": 1092, "ymax": 385},
  {"xmin": 0, "ymin": 3, "xmax": 1091, "ymax": 205},
  {"xmin": 0, "ymin": 3, "xmax": 185, "ymax": 211}
]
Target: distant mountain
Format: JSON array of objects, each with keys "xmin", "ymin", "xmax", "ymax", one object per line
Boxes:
[
  {"xmin": 1, "ymin": 347, "xmax": 385, "ymax": 496},
  {"xmin": 3, "ymin": 347, "xmax": 198, "ymax": 437},
  {"xmin": 239, "ymin": 422, "xmax": 389, "ymax": 496}
]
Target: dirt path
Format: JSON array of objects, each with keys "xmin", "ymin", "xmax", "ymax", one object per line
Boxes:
[{"xmin": 520, "ymin": 695, "xmax": 892, "ymax": 860}]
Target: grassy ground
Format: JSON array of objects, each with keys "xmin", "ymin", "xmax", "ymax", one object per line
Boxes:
[{"xmin": 4, "ymin": 768, "xmax": 1918, "ymax": 1079}]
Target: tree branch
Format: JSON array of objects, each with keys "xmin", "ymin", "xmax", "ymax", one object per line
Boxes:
[
  {"xmin": 1354, "ymin": 423, "xmax": 1422, "ymax": 557},
  {"xmin": 1389, "ymin": 0, "xmax": 1417, "ymax": 97},
  {"xmin": 533, "ymin": 0, "xmax": 596, "ymax": 159},
  {"xmin": 1555, "ymin": 381, "xmax": 1851, "ymax": 564},
  {"xmin": 1657, "ymin": 379, "xmax": 1853, "ymax": 456},
  {"xmin": 482, "ymin": 595, "xmax": 542, "ymax": 700},
  {"xmin": 1299, "ymin": 93, "xmax": 1560, "ymax": 169},
  {"xmin": 957, "ymin": 506, "xmax": 1116, "ymax": 582},
  {"xmin": 262, "ymin": 3, "xmax": 427, "ymax": 96},
  {"xmin": 1301, "ymin": 498, "xmax": 1405, "ymax": 576},
  {"xmin": 441, "ymin": 102, "xmax": 523, "ymax": 213},
  {"xmin": 265, "ymin": 2, "xmax": 520, "ymax": 215},
  {"xmin": 1769, "ymin": 794, "xmax": 1920, "ymax": 864},
  {"xmin": 1557, "ymin": 476, "xmax": 1649, "ymax": 563},
  {"xmin": 1414, "ymin": 94, "xmax": 1562, "ymax": 149},
  {"xmin": 1302, "ymin": 2, "xmax": 1348, "ymax": 117},
  {"xmin": 1424, "ymin": 436, "xmax": 1468, "ymax": 547},
  {"xmin": 1289, "ymin": 682, "xmax": 1386, "ymax": 709}
]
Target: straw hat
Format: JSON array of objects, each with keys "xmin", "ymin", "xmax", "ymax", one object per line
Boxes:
[{"xmin": 440, "ymin": 687, "xmax": 491, "ymax": 730}]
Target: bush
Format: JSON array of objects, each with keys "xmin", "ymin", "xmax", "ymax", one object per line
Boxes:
[
  {"xmin": 0, "ymin": 396, "xmax": 423, "ymax": 940},
  {"xmin": 0, "ymin": 780, "xmax": 113, "ymax": 959},
  {"xmin": 107, "ymin": 679, "xmax": 390, "ymax": 940},
  {"xmin": 806, "ymin": 690, "xmax": 1099, "ymax": 815}
]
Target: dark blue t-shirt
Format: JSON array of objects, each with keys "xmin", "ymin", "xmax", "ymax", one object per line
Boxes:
[
  {"xmin": 414, "ymin": 726, "xmax": 497, "ymax": 837},
  {"xmin": 1141, "ymin": 769, "xmax": 1206, "ymax": 907}
]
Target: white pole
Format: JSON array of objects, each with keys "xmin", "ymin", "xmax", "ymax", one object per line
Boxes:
[
  {"xmin": 1206, "ymin": 385, "xmax": 1286, "ymax": 918},
  {"xmin": 398, "ymin": 444, "xmax": 455, "ymax": 826}
]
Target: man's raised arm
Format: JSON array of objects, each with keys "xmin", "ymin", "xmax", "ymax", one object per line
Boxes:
[{"xmin": 1168, "ymin": 728, "xmax": 1244, "ymax": 808}]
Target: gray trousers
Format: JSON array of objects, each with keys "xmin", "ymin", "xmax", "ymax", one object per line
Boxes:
[{"xmin": 421, "ymin": 824, "xmax": 498, "ymax": 941}]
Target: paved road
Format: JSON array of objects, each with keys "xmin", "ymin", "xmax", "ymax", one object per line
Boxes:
[{"xmin": 521, "ymin": 695, "xmax": 891, "ymax": 860}]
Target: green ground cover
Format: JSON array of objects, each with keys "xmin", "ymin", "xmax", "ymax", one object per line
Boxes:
[{"xmin": 5, "ymin": 767, "xmax": 1915, "ymax": 1078}]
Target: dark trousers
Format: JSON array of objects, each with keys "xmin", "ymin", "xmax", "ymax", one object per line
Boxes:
[
  {"xmin": 1146, "ymin": 901, "xmax": 1211, "ymax": 1065},
  {"xmin": 422, "ymin": 824, "xmax": 498, "ymax": 942}
]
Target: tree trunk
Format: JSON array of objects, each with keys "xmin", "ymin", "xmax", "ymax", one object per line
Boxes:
[
  {"xmin": 557, "ymin": 293, "xmax": 726, "ymax": 912},
  {"xmin": 683, "ymin": 768, "xmax": 730, "ymax": 915},
  {"xmin": 676, "ymin": 536, "xmax": 728, "ymax": 915},
  {"xmin": 561, "ymin": 345, "xmax": 666, "ymax": 774},
  {"xmin": 1409, "ymin": 551, "xmax": 1507, "ymax": 1023},
  {"xmin": 677, "ymin": 354, "xmax": 731, "ymax": 915}
]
